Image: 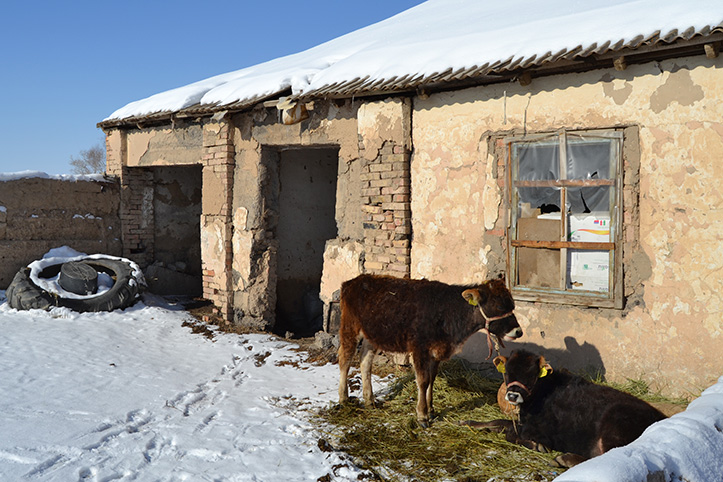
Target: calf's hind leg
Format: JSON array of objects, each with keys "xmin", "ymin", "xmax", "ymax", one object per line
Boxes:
[
  {"xmin": 426, "ymin": 359, "xmax": 440, "ymax": 418},
  {"xmin": 552, "ymin": 453, "xmax": 587, "ymax": 468},
  {"xmin": 337, "ymin": 326, "xmax": 360, "ymax": 403}
]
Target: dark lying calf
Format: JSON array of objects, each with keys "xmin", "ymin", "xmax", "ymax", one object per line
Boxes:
[{"xmin": 463, "ymin": 350, "xmax": 666, "ymax": 467}]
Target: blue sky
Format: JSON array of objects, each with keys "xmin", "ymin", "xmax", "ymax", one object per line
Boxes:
[{"xmin": 0, "ymin": 0, "xmax": 424, "ymax": 175}]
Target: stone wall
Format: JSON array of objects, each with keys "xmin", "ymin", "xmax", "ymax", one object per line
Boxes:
[{"xmin": 0, "ymin": 175, "xmax": 121, "ymax": 288}]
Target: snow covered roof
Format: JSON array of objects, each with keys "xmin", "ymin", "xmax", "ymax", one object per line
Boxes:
[{"xmin": 100, "ymin": 0, "xmax": 723, "ymax": 127}]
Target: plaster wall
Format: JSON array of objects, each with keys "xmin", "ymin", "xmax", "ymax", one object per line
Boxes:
[
  {"xmin": 125, "ymin": 123, "xmax": 204, "ymax": 167},
  {"xmin": 411, "ymin": 55, "xmax": 723, "ymax": 397}
]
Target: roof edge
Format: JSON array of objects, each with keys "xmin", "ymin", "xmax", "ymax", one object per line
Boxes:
[{"xmin": 98, "ymin": 32, "xmax": 723, "ymax": 130}]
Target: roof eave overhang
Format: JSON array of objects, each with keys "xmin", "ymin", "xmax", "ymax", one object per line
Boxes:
[{"xmin": 97, "ymin": 31, "xmax": 723, "ymax": 130}]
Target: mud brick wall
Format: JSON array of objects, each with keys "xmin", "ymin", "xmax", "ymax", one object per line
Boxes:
[
  {"xmin": 200, "ymin": 119, "xmax": 235, "ymax": 320},
  {"xmin": 0, "ymin": 176, "xmax": 121, "ymax": 288},
  {"xmin": 118, "ymin": 167, "xmax": 155, "ymax": 268},
  {"xmin": 360, "ymin": 141, "xmax": 411, "ymax": 276}
]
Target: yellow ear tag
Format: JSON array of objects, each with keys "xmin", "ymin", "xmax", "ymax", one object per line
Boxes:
[
  {"xmin": 496, "ymin": 363, "xmax": 506, "ymax": 374},
  {"xmin": 539, "ymin": 366, "xmax": 550, "ymax": 378},
  {"xmin": 468, "ymin": 298, "xmax": 478, "ymax": 306}
]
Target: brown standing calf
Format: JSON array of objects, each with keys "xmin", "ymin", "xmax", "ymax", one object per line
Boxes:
[
  {"xmin": 338, "ymin": 274, "xmax": 523, "ymax": 426},
  {"xmin": 463, "ymin": 350, "xmax": 667, "ymax": 467}
]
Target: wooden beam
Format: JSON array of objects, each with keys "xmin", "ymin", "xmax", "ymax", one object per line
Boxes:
[
  {"xmin": 613, "ymin": 56, "xmax": 627, "ymax": 71},
  {"xmin": 513, "ymin": 179, "xmax": 616, "ymax": 188},
  {"xmin": 704, "ymin": 42, "xmax": 720, "ymax": 59},
  {"xmin": 518, "ymin": 71, "xmax": 532, "ymax": 86},
  {"xmin": 511, "ymin": 240, "xmax": 614, "ymax": 250}
]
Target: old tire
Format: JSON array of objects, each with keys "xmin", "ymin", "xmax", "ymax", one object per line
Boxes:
[
  {"xmin": 5, "ymin": 268, "xmax": 56, "ymax": 311},
  {"xmin": 6, "ymin": 256, "xmax": 144, "ymax": 313}
]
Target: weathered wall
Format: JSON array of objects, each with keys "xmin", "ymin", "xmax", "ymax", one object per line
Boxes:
[
  {"xmin": 101, "ymin": 50, "xmax": 721, "ymax": 397},
  {"xmin": 411, "ymin": 54, "xmax": 723, "ymax": 397},
  {"xmin": 230, "ymin": 100, "xmax": 364, "ymax": 330},
  {"xmin": 0, "ymin": 176, "xmax": 121, "ymax": 288},
  {"xmin": 105, "ymin": 119, "xmax": 234, "ymax": 313},
  {"xmin": 126, "ymin": 122, "xmax": 204, "ymax": 167}
]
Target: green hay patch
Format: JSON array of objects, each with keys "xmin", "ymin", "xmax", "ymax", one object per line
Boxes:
[{"xmin": 317, "ymin": 360, "xmax": 564, "ymax": 481}]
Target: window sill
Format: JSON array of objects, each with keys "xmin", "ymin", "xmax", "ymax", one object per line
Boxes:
[{"xmin": 511, "ymin": 286, "xmax": 621, "ymax": 309}]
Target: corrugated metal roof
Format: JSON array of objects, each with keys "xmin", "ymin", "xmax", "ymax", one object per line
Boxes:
[
  {"xmin": 291, "ymin": 25, "xmax": 723, "ymax": 102},
  {"xmin": 98, "ymin": 0, "xmax": 723, "ymax": 128}
]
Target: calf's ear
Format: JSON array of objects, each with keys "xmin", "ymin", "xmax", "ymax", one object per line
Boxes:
[
  {"xmin": 538, "ymin": 356, "xmax": 553, "ymax": 378},
  {"xmin": 462, "ymin": 289, "xmax": 481, "ymax": 306},
  {"xmin": 493, "ymin": 355, "xmax": 507, "ymax": 373}
]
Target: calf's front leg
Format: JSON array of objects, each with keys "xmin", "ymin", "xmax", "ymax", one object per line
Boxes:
[
  {"xmin": 359, "ymin": 338, "xmax": 376, "ymax": 406},
  {"xmin": 460, "ymin": 419, "xmax": 550, "ymax": 453},
  {"xmin": 413, "ymin": 351, "xmax": 433, "ymax": 427},
  {"xmin": 460, "ymin": 419, "xmax": 513, "ymax": 432}
]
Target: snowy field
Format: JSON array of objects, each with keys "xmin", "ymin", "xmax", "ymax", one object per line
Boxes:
[
  {"xmin": 1, "ymin": 287, "xmax": 723, "ymax": 481},
  {"xmin": 0, "ymin": 293, "xmax": 381, "ymax": 481}
]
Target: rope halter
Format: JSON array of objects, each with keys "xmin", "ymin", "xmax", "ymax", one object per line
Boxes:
[{"xmin": 480, "ymin": 309, "xmax": 515, "ymax": 360}]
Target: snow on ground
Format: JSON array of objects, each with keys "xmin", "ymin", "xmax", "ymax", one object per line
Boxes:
[
  {"xmin": 0, "ymin": 293, "xmax": 382, "ymax": 481},
  {"xmin": 553, "ymin": 377, "xmax": 723, "ymax": 482},
  {"xmin": 1, "ymin": 284, "xmax": 722, "ymax": 481}
]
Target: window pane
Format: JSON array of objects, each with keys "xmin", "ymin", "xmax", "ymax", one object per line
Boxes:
[
  {"xmin": 567, "ymin": 212, "xmax": 611, "ymax": 293},
  {"xmin": 566, "ymin": 186, "xmax": 611, "ymax": 214},
  {"xmin": 516, "ymin": 141, "xmax": 559, "ymax": 180},
  {"xmin": 516, "ymin": 186, "xmax": 561, "ymax": 220},
  {"xmin": 567, "ymin": 138, "xmax": 613, "ymax": 180},
  {"xmin": 519, "ymin": 248, "xmax": 562, "ymax": 289}
]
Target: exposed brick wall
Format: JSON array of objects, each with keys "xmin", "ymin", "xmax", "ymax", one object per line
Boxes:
[
  {"xmin": 360, "ymin": 141, "xmax": 411, "ymax": 276},
  {"xmin": 104, "ymin": 129, "xmax": 157, "ymax": 269},
  {"xmin": 201, "ymin": 120, "xmax": 235, "ymax": 320},
  {"xmin": 119, "ymin": 167, "xmax": 155, "ymax": 268}
]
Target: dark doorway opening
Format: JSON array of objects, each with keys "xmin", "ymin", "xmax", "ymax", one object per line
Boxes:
[
  {"xmin": 272, "ymin": 147, "xmax": 339, "ymax": 337},
  {"xmin": 147, "ymin": 165, "xmax": 203, "ymax": 297}
]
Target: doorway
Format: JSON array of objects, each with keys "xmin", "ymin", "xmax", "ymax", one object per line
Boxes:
[
  {"xmin": 272, "ymin": 147, "xmax": 339, "ymax": 337},
  {"xmin": 148, "ymin": 165, "xmax": 202, "ymax": 297}
]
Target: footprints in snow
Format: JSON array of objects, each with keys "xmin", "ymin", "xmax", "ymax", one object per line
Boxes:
[
  {"xmin": 83, "ymin": 409, "xmax": 152, "ymax": 451},
  {"xmin": 24, "ymin": 344, "xmax": 272, "ymax": 479}
]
